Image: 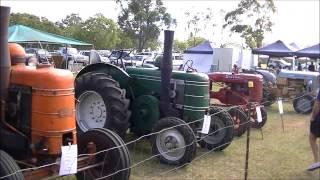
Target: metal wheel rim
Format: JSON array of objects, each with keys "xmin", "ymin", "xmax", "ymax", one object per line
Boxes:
[
  {"xmin": 76, "ymin": 91, "xmax": 107, "ymax": 132},
  {"xmin": 156, "ymin": 129, "xmax": 186, "ymax": 161},
  {"xmin": 297, "ymin": 97, "xmax": 311, "ymax": 112},
  {"xmin": 203, "ymin": 117, "xmax": 226, "ymax": 144},
  {"xmin": 81, "ymin": 142, "xmax": 111, "ymax": 179},
  {"xmin": 232, "ymin": 114, "xmax": 241, "ymax": 129}
]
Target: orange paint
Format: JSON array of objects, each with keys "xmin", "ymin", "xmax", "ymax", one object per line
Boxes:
[{"xmin": 10, "ymin": 64, "xmax": 77, "ymax": 155}]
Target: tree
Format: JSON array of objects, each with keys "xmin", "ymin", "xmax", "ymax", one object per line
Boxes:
[
  {"xmin": 58, "ymin": 13, "xmax": 84, "ymax": 40},
  {"xmin": 223, "ymin": 0, "xmax": 276, "ymax": 49},
  {"xmin": 173, "ymin": 39, "xmax": 188, "ymax": 52},
  {"xmin": 116, "ymin": 0, "xmax": 175, "ymax": 52},
  {"xmin": 173, "ymin": 37, "xmax": 206, "ymax": 52},
  {"xmin": 186, "ymin": 37, "xmax": 206, "ymax": 48},
  {"xmin": 81, "ymin": 14, "xmax": 120, "ymax": 49},
  {"xmin": 58, "ymin": 13, "xmax": 121, "ymax": 49},
  {"xmin": 10, "ymin": 13, "xmax": 62, "ymax": 35},
  {"xmin": 184, "ymin": 8, "xmax": 215, "ymax": 46},
  {"xmin": 116, "ymin": 30, "xmax": 135, "ymax": 49}
]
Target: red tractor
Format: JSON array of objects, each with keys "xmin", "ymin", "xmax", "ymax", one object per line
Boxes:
[{"xmin": 208, "ymin": 72, "xmax": 267, "ymax": 136}]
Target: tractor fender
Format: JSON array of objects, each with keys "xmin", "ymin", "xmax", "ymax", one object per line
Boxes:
[{"xmin": 76, "ymin": 63, "xmax": 132, "ymax": 89}]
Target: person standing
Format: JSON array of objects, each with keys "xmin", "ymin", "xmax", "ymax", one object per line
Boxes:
[
  {"xmin": 297, "ymin": 62, "xmax": 302, "ymax": 71},
  {"xmin": 308, "ymin": 62, "xmax": 315, "ymax": 72},
  {"xmin": 307, "ymin": 90, "xmax": 320, "ymax": 171}
]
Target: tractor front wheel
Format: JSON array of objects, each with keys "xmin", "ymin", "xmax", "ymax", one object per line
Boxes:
[
  {"xmin": 293, "ymin": 93, "xmax": 314, "ymax": 114},
  {"xmin": 151, "ymin": 117, "xmax": 197, "ymax": 165},
  {"xmin": 0, "ymin": 150, "xmax": 23, "ymax": 180},
  {"xmin": 77, "ymin": 128, "xmax": 131, "ymax": 180},
  {"xmin": 228, "ymin": 107, "xmax": 249, "ymax": 137},
  {"xmin": 199, "ymin": 107, "xmax": 234, "ymax": 151},
  {"xmin": 75, "ymin": 72, "xmax": 131, "ymax": 137},
  {"xmin": 251, "ymin": 106, "xmax": 268, "ymax": 128}
]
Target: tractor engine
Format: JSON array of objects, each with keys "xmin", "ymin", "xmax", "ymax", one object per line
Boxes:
[
  {"xmin": 208, "ymin": 72, "xmax": 263, "ymax": 105},
  {"xmin": 1, "ymin": 43, "xmax": 76, "ymax": 159}
]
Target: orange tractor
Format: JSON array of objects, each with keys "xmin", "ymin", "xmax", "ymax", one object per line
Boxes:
[{"xmin": 0, "ymin": 6, "xmax": 130, "ymax": 180}]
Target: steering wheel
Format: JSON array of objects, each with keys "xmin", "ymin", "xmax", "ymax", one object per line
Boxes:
[{"xmin": 182, "ymin": 60, "xmax": 197, "ymax": 72}]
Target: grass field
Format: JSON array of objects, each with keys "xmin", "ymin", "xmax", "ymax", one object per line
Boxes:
[{"xmin": 127, "ymin": 102, "xmax": 320, "ymax": 180}]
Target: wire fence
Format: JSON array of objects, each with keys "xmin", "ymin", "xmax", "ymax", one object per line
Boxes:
[{"xmin": 0, "ymin": 92, "xmax": 317, "ymax": 180}]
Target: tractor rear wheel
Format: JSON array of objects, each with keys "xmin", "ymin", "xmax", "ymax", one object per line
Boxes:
[
  {"xmin": 199, "ymin": 106, "xmax": 234, "ymax": 151},
  {"xmin": 262, "ymin": 85, "xmax": 274, "ymax": 107},
  {"xmin": 151, "ymin": 117, "xmax": 197, "ymax": 165},
  {"xmin": 251, "ymin": 106, "xmax": 268, "ymax": 128},
  {"xmin": 228, "ymin": 107, "xmax": 249, "ymax": 137},
  {"xmin": 77, "ymin": 128, "xmax": 131, "ymax": 180},
  {"xmin": 0, "ymin": 150, "xmax": 23, "ymax": 180},
  {"xmin": 293, "ymin": 93, "xmax": 314, "ymax": 114},
  {"xmin": 75, "ymin": 72, "xmax": 131, "ymax": 137}
]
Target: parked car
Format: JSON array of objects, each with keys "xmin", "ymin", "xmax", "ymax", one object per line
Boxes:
[
  {"xmin": 268, "ymin": 59, "xmax": 291, "ymax": 69},
  {"xmin": 152, "ymin": 53, "xmax": 184, "ymax": 70},
  {"xmin": 58, "ymin": 47, "xmax": 89, "ymax": 67},
  {"xmin": 25, "ymin": 48, "xmax": 52, "ymax": 63},
  {"xmin": 79, "ymin": 50, "xmax": 109, "ymax": 63},
  {"xmin": 131, "ymin": 55, "xmax": 146, "ymax": 66},
  {"xmin": 136, "ymin": 51, "xmax": 155, "ymax": 61},
  {"xmin": 109, "ymin": 50, "xmax": 135, "ymax": 66}
]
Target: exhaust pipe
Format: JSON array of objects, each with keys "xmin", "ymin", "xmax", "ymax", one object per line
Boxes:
[
  {"xmin": 0, "ymin": 6, "xmax": 11, "ymax": 117},
  {"xmin": 160, "ymin": 30, "xmax": 174, "ymax": 116}
]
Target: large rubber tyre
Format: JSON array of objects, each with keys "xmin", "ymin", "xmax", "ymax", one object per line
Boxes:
[
  {"xmin": 151, "ymin": 117, "xmax": 197, "ymax": 165},
  {"xmin": 251, "ymin": 106, "xmax": 268, "ymax": 129},
  {"xmin": 293, "ymin": 93, "xmax": 314, "ymax": 114},
  {"xmin": 228, "ymin": 107, "xmax": 249, "ymax": 137},
  {"xmin": 75, "ymin": 72, "xmax": 131, "ymax": 137},
  {"xmin": 199, "ymin": 106, "xmax": 234, "ymax": 151},
  {"xmin": 77, "ymin": 128, "xmax": 131, "ymax": 180},
  {"xmin": 0, "ymin": 150, "xmax": 23, "ymax": 180},
  {"xmin": 262, "ymin": 85, "xmax": 273, "ymax": 107}
]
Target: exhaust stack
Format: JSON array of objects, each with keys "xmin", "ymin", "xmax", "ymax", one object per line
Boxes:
[
  {"xmin": 0, "ymin": 6, "xmax": 11, "ymax": 116},
  {"xmin": 160, "ymin": 30, "xmax": 174, "ymax": 116}
]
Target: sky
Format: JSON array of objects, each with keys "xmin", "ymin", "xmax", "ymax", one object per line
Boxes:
[{"xmin": 1, "ymin": 0, "xmax": 319, "ymax": 48}]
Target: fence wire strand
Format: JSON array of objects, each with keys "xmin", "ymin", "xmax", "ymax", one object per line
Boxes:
[{"xmin": 0, "ymin": 92, "xmax": 316, "ymax": 179}]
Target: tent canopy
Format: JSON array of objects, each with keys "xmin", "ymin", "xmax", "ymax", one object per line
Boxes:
[
  {"xmin": 289, "ymin": 42, "xmax": 300, "ymax": 51},
  {"xmin": 9, "ymin": 25, "xmax": 92, "ymax": 46},
  {"xmin": 294, "ymin": 43, "xmax": 320, "ymax": 59},
  {"xmin": 184, "ymin": 40, "xmax": 213, "ymax": 54},
  {"xmin": 252, "ymin": 40, "xmax": 295, "ymax": 57}
]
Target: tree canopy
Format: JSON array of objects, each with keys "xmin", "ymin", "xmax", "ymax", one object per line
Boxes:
[
  {"xmin": 117, "ymin": 0, "xmax": 175, "ymax": 51},
  {"xmin": 223, "ymin": 0, "xmax": 276, "ymax": 49}
]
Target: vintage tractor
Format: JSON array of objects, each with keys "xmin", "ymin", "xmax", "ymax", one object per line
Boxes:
[
  {"xmin": 208, "ymin": 71, "xmax": 267, "ymax": 136},
  {"xmin": 276, "ymin": 70, "xmax": 319, "ymax": 114},
  {"xmin": 243, "ymin": 68, "xmax": 278, "ymax": 107},
  {"xmin": 74, "ymin": 30, "xmax": 234, "ymax": 165},
  {"xmin": 0, "ymin": 6, "xmax": 130, "ymax": 180}
]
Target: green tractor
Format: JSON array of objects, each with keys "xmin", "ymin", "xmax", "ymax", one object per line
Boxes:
[{"xmin": 75, "ymin": 31, "xmax": 234, "ymax": 165}]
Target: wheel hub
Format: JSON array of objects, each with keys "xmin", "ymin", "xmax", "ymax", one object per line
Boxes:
[
  {"xmin": 298, "ymin": 98, "xmax": 311, "ymax": 111},
  {"xmin": 203, "ymin": 117, "xmax": 226, "ymax": 144},
  {"xmin": 164, "ymin": 136, "xmax": 178, "ymax": 149},
  {"xmin": 156, "ymin": 129, "xmax": 186, "ymax": 161},
  {"xmin": 76, "ymin": 91, "xmax": 107, "ymax": 132}
]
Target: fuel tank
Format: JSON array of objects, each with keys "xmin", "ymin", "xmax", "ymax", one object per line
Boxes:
[{"xmin": 10, "ymin": 64, "xmax": 76, "ymax": 155}]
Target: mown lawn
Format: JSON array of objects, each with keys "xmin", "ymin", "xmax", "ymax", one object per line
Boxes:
[{"xmin": 127, "ymin": 102, "xmax": 320, "ymax": 180}]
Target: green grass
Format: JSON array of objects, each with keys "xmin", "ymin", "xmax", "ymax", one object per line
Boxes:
[{"xmin": 127, "ymin": 102, "xmax": 320, "ymax": 180}]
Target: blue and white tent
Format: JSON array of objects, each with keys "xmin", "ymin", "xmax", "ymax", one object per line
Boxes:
[
  {"xmin": 252, "ymin": 40, "xmax": 295, "ymax": 57},
  {"xmin": 295, "ymin": 43, "xmax": 320, "ymax": 59},
  {"xmin": 183, "ymin": 41, "xmax": 215, "ymax": 73}
]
